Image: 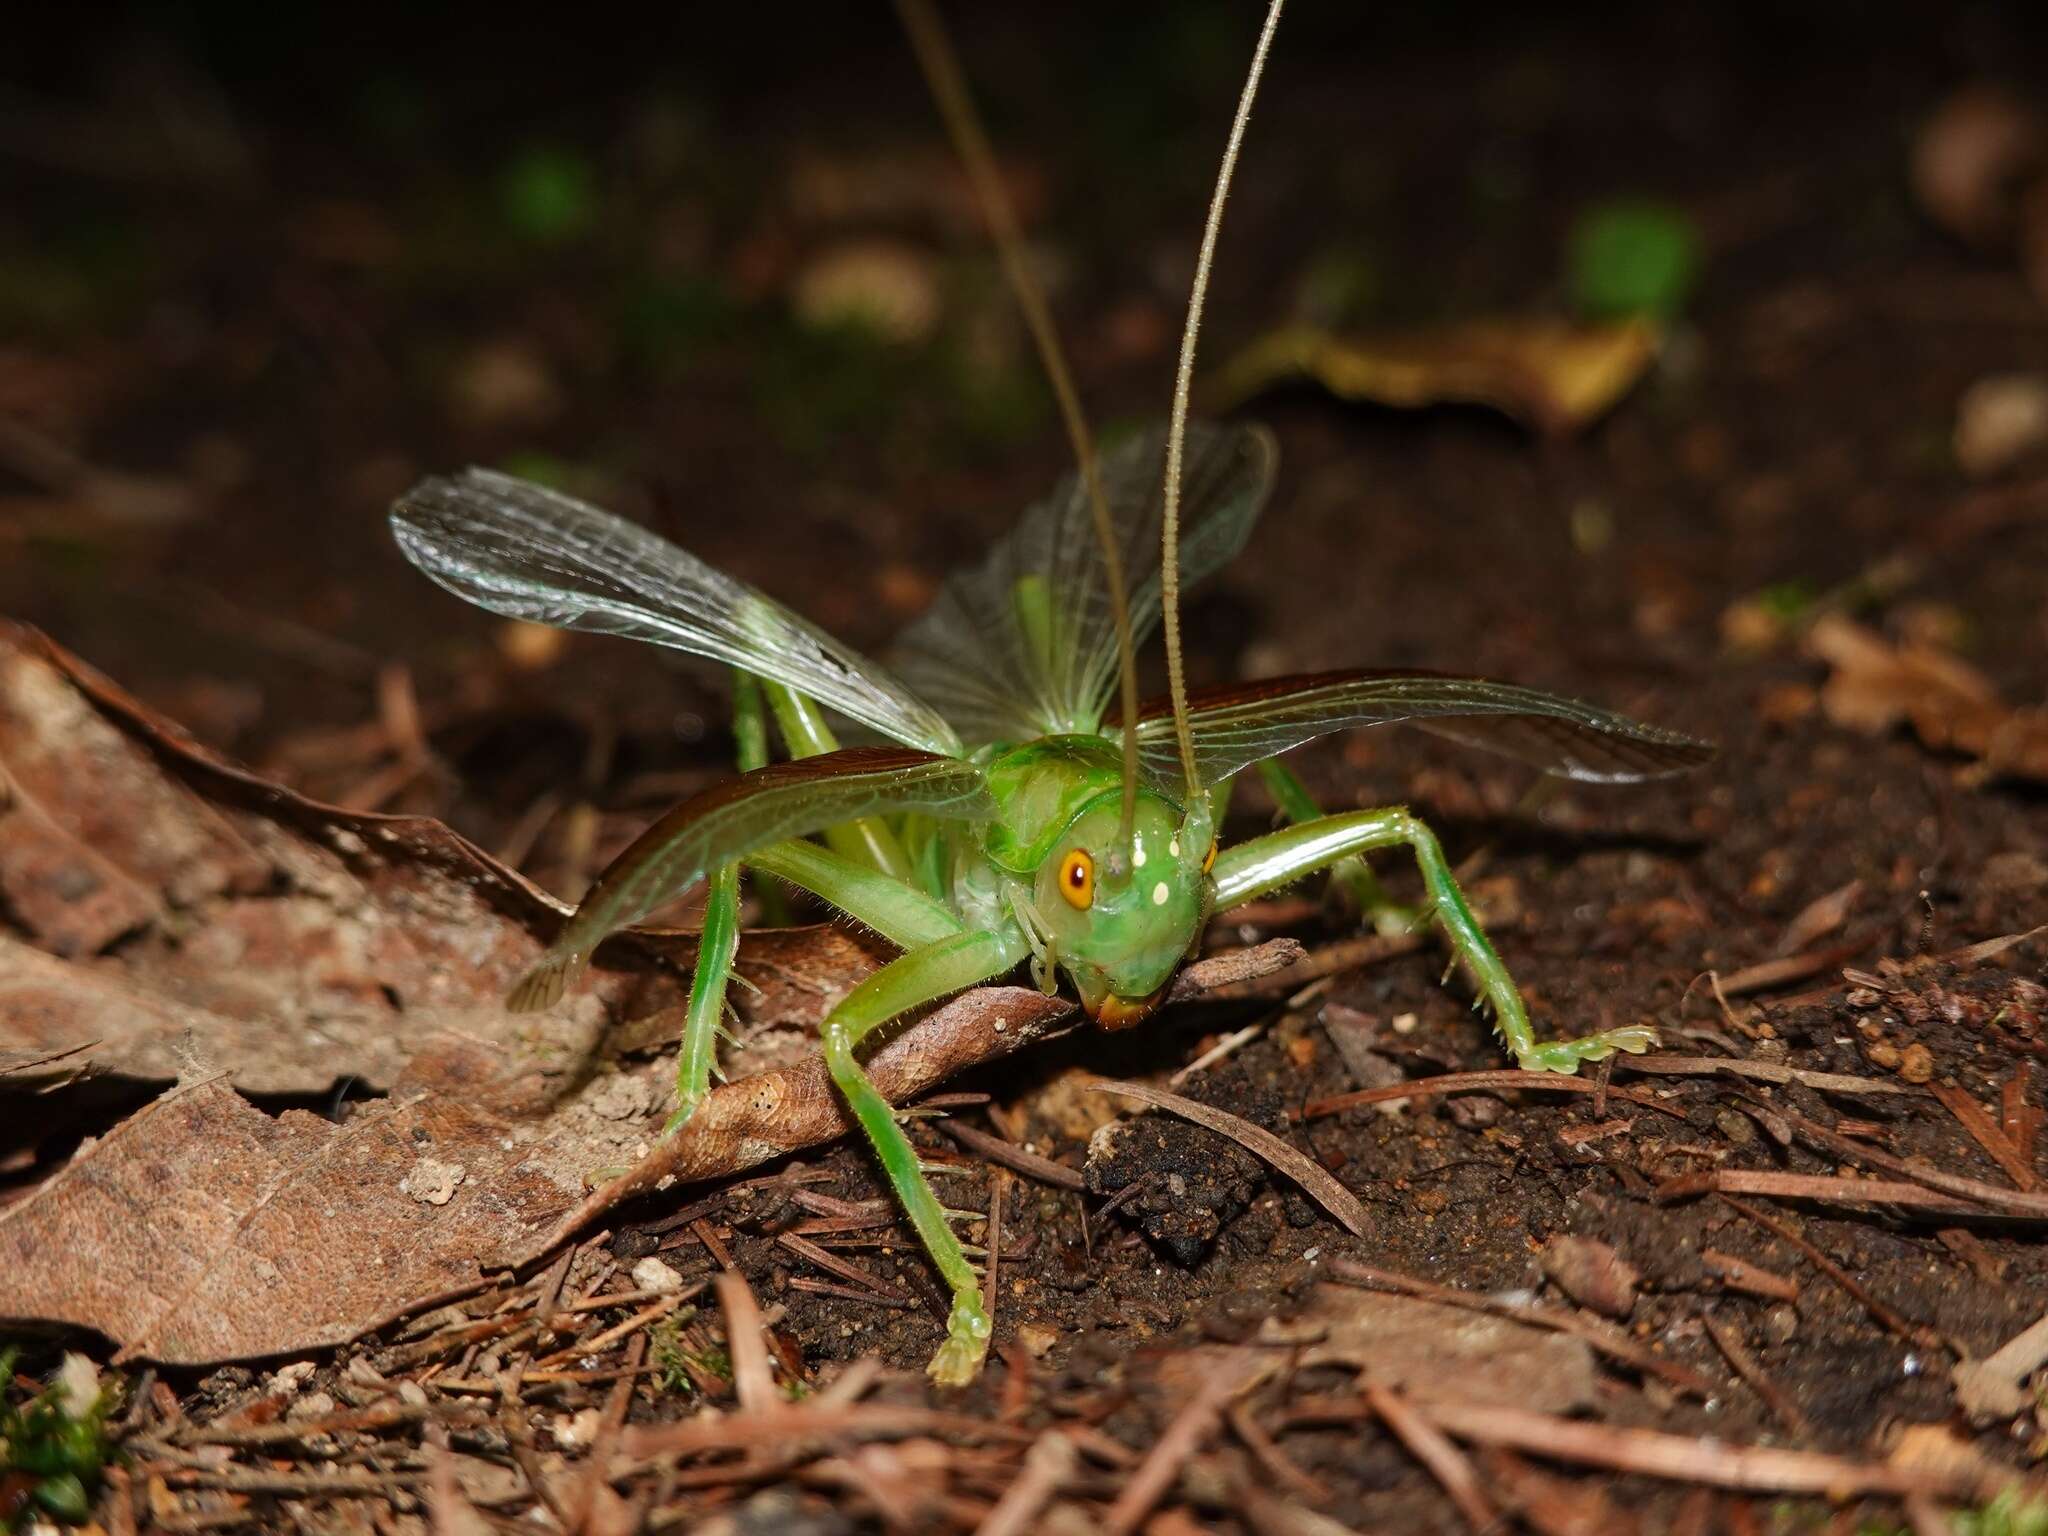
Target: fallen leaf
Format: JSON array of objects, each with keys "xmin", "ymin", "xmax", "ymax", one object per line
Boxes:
[
  {"xmin": 1275, "ymin": 1285, "xmax": 1597, "ymax": 1415},
  {"xmin": 1205, "ymin": 316, "xmax": 1660, "ymax": 437},
  {"xmin": 1537, "ymin": 1235, "xmax": 1639, "ymax": 1320},
  {"xmin": 1808, "ymin": 614, "xmax": 2048, "ymax": 786},
  {"xmin": 0, "ymin": 619, "xmax": 876, "ymax": 1094},
  {"xmin": 0, "ymin": 619, "xmax": 1307, "ymax": 1362}
]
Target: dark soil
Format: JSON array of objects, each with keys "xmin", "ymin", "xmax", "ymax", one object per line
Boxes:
[{"xmin": 7, "ymin": 4, "xmax": 2048, "ymax": 1531}]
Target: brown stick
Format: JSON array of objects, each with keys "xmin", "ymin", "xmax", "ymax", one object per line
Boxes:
[
  {"xmin": 1416, "ymin": 1400, "xmax": 2014, "ymax": 1501},
  {"xmin": 1101, "ymin": 1353, "xmax": 1258, "ymax": 1536},
  {"xmin": 1091, "ymin": 1079, "xmax": 1371, "ymax": 1237},
  {"xmin": 1365, "ymin": 1385, "xmax": 1500, "ymax": 1532},
  {"xmin": 1298, "ymin": 1068, "xmax": 1690, "ymax": 1124},
  {"xmin": 1930, "ymin": 1083, "xmax": 2039, "ymax": 1192},
  {"xmin": 557, "ymin": 940, "xmax": 1303, "ymax": 1237},
  {"xmin": 1720, "ymin": 1196, "xmax": 1944, "ymax": 1353},
  {"xmin": 1656, "ymin": 1169, "xmax": 2028, "ymax": 1221},
  {"xmin": 1700, "ymin": 1311, "xmax": 1813, "ymax": 1439}
]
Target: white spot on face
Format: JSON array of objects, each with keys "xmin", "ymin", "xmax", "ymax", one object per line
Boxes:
[
  {"xmin": 1151, "ymin": 881, "xmax": 1169, "ymax": 906},
  {"xmin": 1132, "ymin": 839, "xmax": 1147, "ymax": 868},
  {"xmin": 1169, "ymin": 837, "xmax": 1181, "ymax": 858}
]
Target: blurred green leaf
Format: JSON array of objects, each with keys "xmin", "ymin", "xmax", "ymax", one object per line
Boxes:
[
  {"xmin": 500, "ymin": 146, "xmax": 598, "ymax": 246},
  {"xmin": 1567, "ymin": 201, "xmax": 1701, "ymax": 320}
]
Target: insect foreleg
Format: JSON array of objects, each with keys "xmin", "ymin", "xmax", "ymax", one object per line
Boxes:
[
  {"xmin": 760, "ymin": 678, "xmax": 913, "ymax": 880},
  {"xmin": 1254, "ymin": 758, "xmax": 1420, "ymax": 936},
  {"xmin": 819, "ymin": 928, "xmax": 1031, "ymax": 1385},
  {"xmin": 1210, "ymin": 807, "xmax": 1656, "ymax": 1072}
]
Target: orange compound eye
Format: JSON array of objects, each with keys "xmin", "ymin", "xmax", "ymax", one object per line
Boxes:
[{"xmin": 1057, "ymin": 849, "xmax": 1095, "ymax": 910}]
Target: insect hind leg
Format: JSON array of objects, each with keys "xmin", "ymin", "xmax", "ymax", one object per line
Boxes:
[{"xmin": 817, "ymin": 929, "xmax": 1028, "ymax": 1385}]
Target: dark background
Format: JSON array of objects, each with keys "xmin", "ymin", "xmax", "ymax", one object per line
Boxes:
[{"xmin": 4, "ymin": 1, "xmax": 2045, "ymax": 824}]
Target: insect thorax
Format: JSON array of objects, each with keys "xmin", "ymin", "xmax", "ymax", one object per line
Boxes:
[{"xmin": 976, "ymin": 735, "xmax": 1162, "ymax": 876}]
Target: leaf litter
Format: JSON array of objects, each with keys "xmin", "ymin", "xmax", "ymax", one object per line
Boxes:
[{"xmin": 0, "ymin": 621, "xmax": 1302, "ymax": 1361}]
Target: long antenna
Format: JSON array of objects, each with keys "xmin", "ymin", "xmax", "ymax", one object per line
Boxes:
[
  {"xmin": 894, "ymin": 0, "xmax": 1145, "ymax": 852},
  {"xmin": 1161, "ymin": 0, "xmax": 1285, "ymax": 800}
]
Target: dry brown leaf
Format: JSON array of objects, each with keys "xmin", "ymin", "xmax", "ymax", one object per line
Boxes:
[
  {"xmin": 0, "ymin": 619, "xmax": 1306, "ymax": 1361},
  {"xmin": 1273, "ymin": 1285, "xmax": 1597, "ymax": 1416},
  {"xmin": 1206, "ymin": 316, "xmax": 1660, "ymax": 437},
  {"xmin": 0, "ymin": 620, "xmax": 884, "ymax": 1093},
  {"xmin": 1808, "ymin": 613, "xmax": 2048, "ymax": 785}
]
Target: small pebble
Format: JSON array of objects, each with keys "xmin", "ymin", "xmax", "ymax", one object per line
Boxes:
[
  {"xmin": 632, "ymin": 1256, "xmax": 686, "ymax": 1294},
  {"xmin": 1955, "ymin": 373, "xmax": 2048, "ymax": 478},
  {"xmin": 1762, "ymin": 1304, "xmax": 1799, "ymax": 1344},
  {"xmin": 1867, "ymin": 1040, "xmax": 1902, "ymax": 1070},
  {"xmin": 1898, "ymin": 1042, "xmax": 1936, "ymax": 1084},
  {"xmin": 1716, "ymin": 1108, "xmax": 1757, "ymax": 1146},
  {"xmin": 1539, "ymin": 1234, "xmax": 1639, "ymax": 1319}
]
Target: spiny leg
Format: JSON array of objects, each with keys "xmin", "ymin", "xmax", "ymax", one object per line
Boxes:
[
  {"xmin": 1254, "ymin": 758, "xmax": 1420, "ymax": 936},
  {"xmin": 1210, "ymin": 806, "xmax": 1655, "ymax": 1072},
  {"xmin": 818, "ymin": 928, "xmax": 1029, "ymax": 1384},
  {"xmin": 666, "ymin": 672, "xmax": 773, "ymax": 1135}
]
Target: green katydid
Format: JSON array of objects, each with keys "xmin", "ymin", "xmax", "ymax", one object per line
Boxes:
[{"xmin": 388, "ymin": 0, "xmax": 1710, "ymax": 1385}]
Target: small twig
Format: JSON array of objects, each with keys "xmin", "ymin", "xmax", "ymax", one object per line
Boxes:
[
  {"xmin": 566, "ymin": 1334, "xmax": 643, "ymax": 1536},
  {"xmin": 1720, "ymin": 1196, "xmax": 1944, "ymax": 1353},
  {"xmin": 1226, "ymin": 1400, "xmax": 1330, "ymax": 1506},
  {"xmin": 1700, "ymin": 1250, "xmax": 1800, "ymax": 1303},
  {"xmin": 693, "ymin": 1218, "xmax": 737, "ymax": 1270},
  {"xmin": 1715, "ymin": 940, "xmax": 1868, "ymax": 997},
  {"xmin": 1283, "ymin": 1397, "xmax": 2018, "ymax": 1501},
  {"xmin": 983, "ymin": 1167, "xmax": 1007, "ymax": 1323},
  {"xmin": 1617, "ymin": 1054, "xmax": 1912, "ymax": 1096},
  {"xmin": 531, "ymin": 1293, "xmax": 690, "ymax": 1371},
  {"xmin": 1417, "ymin": 1399, "xmax": 2012, "ymax": 1501},
  {"xmin": 1775, "ymin": 1106, "xmax": 2048, "ymax": 1218},
  {"xmin": 973, "ymin": 1429, "xmax": 1077, "ymax": 1536},
  {"xmin": 1298, "ymin": 1069, "xmax": 1690, "ymax": 1124},
  {"xmin": 622, "ymin": 1403, "xmax": 1032, "ymax": 1459},
  {"xmin": 501, "ymin": 1405, "xmax": 574, "ymax": 1529},
  {"xmin": 2003, "ymin": 1064, "xmax": 2039, "ymax": 1167},
  {"xmin": 1170, "ymin": 1020, "xmax": 1268, "ymax": 1085},
  {"xmin": 1365, "ymin": 1385, "xmax": 1499, "ymax": 1532},
  {"xmin": 714, "ymin": 1270, "xmax": 775, "ymax": 1411},
  {"xmin": 1202, "ymin": 930, "xmax": 1428, "ymax": 999},
  {"xmin": 937, "ymin": 1120, "xmax": 1085, "ymax": 1191},
  {"xmin": 1091, "ymin": 1080, "xmax": 1369, "ymax": 1236},
  {"xmin": 786, "ymin": 1276, "xmax": 915, "ymax": 1310},
  {"xmin": 776, "ymin": 1232, "xmax": 912, "ymax": 1303},
  {"xmin": 1700, "ymin": 1310, "xmax": 1813, "ymax": 1439},
  {"xmin": 1930, "ymin": 1083, "xmax": 2038, "ymax": 1192},
  {"xmin": 1101, "ymin": 1352, "xmax": 1258, "ymax": 1536},
  {"xmin": 1656, "ymin": 1168, "xmax": 2028, "ymax": 1221}
]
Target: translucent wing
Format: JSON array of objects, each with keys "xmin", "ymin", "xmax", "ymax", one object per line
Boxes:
[
  {"xmin": 890, "ymin": 421, "xmax": 1277, "ymax": 746},
  {"xmin": 392, "ymin": 470, "xmax": 963, "ymax": 757},
  {"xmin": 1121, "ymin": 670, "xmax": 1714, "ymax": 787},
  {"xmin": 510, "ymin": 747, "xmax": 995, "ymax": 1011}
]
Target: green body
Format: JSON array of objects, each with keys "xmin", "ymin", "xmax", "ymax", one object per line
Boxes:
[
  {"xmin": 392, "ymin": 424, "xmax": 1706, "ymax": 1387},
  {"xmin": 918, "ymin": 737, "xmax": 1211, "ymax": 1018}
]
